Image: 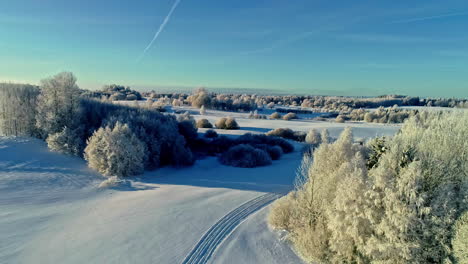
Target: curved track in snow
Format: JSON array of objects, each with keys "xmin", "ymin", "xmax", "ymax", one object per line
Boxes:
[{"xmin": 181, "ymin": 193, "xmax": 279, "ymax": 264}]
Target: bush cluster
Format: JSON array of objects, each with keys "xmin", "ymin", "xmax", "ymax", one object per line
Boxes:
[
  {"xmin": 266, "ymin": 128, "xmax": 306, "ymax": 142},
  {"xmin": 248, "ymin": 110, "xmax": 267, "ymax": 119},
  {"xmin": 269, "ymin": 112, "xmax": 282, "ymax": 119},
  {"xmin": 188, "ymin": 133, "xmax": 294, "ymax": 166},
  {"xmin": 1, "ymin": 72, "xmax": 195, "ymax": 178},
  {"xmin": 215, "ymin": 117, "xmax": 240, "ymax": 130},
  {"xmin": 83, "ymin": 84, "xmax": 142, "ymax": 101},
  {"xmin": 220, "ymin": 144, "xmax": 272, "ymax": 168},
  {"xmin": 282, "ymin": 112, "xmax": 298, "ymax": 120}
]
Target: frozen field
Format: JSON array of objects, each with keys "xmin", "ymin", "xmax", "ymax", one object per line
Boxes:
[{"xmin": 0, "ymin": 110, "xmax": 400, "ymax": 264}]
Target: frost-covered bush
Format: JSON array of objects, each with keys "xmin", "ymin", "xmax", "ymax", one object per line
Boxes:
[
  {"xmin": 320, "ymin": 129, "xmax": 330, "ymax": 144},
  {"xmin": 305, "ymin": 129, "xmax": 321, "ymax": 145},
  {"xmin": 248, "ymin": 110, "xmax": 267, "ymax": 119},
  {"xmin": 266, "ymin": 128, "xmax": 305, "ymax": 142},
  {"xmin": 199, "ymin": 105, "xmax": 206, "ymax": 115},
  {"xmin": 196, "ymin": 118, "xmax": 213, "ymax": 128},
  {"xmin": 269, "ymin": 111, "xmax": 468, "ymax": 263},
  {"xmin": 98, "ymin": 176, "xmax": 123, "ymax": 189},
  {"xmin": 169, "ymin": 135, "xmax": 195, "ymax": 167},
  {"xmin": 204, "ymin": 129, "xmax": 218, "ymax": 138},
  {"xmin": 84, "ymin": 122, "xmax": 145, "ymax": 177},
  {"xmin": 225, "ymin": 117, "xmax": 240, "ymax": 129},
  {"xmin": 269, "ymin": 112, "xmax": 282, "ymax": 119},
  {"xmin": 178, "ymin": 120, "xmax": 198, "ymax": 140},
  {"xmin": 266, "ymin": 145, "xmax": 283, "ymax": 160},
  {"xmin": 335, "ymin": 115, "xmax": 346, "ymax": 123},
  {"xmin": 215, "ymin": 117, "xmax": 239, "ymax": 129},
  {"xmin": 236, "ymin": 133, "xmax": 294, "ymax": 154},
  {"xmin": 102, "ymin": 84, "xmax": 142, "ymax": 101},
  {"xmin": 189, "ymin": 87, "xmax": 211, "ymax": 108},
  {"xmin": 215, "ymin": 117, "xmax": 227, "ymax": 129},
  {"xmin": 283, "ymin": 112, "xmax": 297, "ymax": 120},
  {"xmin": 177, "ymin": 111, "xmax": 195, "ymax": 125},
  {"xmin": 220, "ymin": 144, "xmax": 272, "ymax": 168},
  {"xmin": 46, "ymin": 126, "xmax": 84, "ymax": 156}
]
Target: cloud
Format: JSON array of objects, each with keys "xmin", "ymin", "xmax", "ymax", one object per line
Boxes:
[
  {"xmin": 389, "ymin": 11, "xmax": 468, "ymax": 24},
  {"xmin": 137, "ymin": 0, "xmax": 182, "ymax": 62}
]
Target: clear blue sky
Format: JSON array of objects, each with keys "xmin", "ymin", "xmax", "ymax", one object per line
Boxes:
[{"xmin": 1, "ymin": 0, "xmax": 467, "ymax": 97}]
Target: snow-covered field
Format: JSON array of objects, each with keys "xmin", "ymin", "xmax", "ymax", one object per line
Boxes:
[{"xmin": 0, "ymin": 109, "xmax": 401, "ymax": 264}]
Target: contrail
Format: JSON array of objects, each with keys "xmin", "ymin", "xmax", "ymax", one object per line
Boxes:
[
  {"xmin": 389, "ymin": 11, "xmax": 468, "ymax": 24},
  {"xmin": 137, "ymin": 0, "xmax": 182, "ymax": 62}
]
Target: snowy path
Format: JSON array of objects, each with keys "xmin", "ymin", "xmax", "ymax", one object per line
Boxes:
[{"xmin": 181, "ymin": 193, "xmax": 279, "ymax": 264}]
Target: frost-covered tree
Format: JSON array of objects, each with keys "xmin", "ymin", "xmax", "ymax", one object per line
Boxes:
[
  {"xmin": 189, "ymin": 87, "xmax": 211, "ymax": 108},
  {"xmin": 269, "ymin": 111, "xmax": 468, "ymax": 264},
  {"xmin": 36, "ymin": 72, "xmax": 82, "ymax": 138},
  {"xmin": 0, "ymin": 83, "xmax": 39, "ymax": 136},
  {"xmin": 305, "ymin": 129, "xmax": 321, "ymax": 145},
  {"xmin": 46, "ymin": 126, "xmax": 84, "ymax": 156},
  {"xmin": 84, "ymin": 122, "xmax": 145, "ymax": 177}
]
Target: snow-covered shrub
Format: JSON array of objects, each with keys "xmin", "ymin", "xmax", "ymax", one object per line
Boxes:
[
  {"xmin": 220, "ymin": 144, "xmax": 272, "ymax": 168},
  {"xmin": 177, "ymin": 111, "xmax": 195, "ymax": 125},
  {"xmin": 98, "ymin": 176, "xmax": 123, "ymax": 189},
  {"xmin": 452, "ymin": 211, "xmax": 468, "ymax": 263},
  {"xmin": 320, "ymin": 128, "xmax": 330, "ymax": 144},
  {"xmin": 199, "ymin": 105, "xmax": 206, "ymax": 115},
  {"xmin": 204, "ymin": 129, "xmax": 218, "ymax": 138},
  {"xmin": 269, "ymin": 112, "xmax": 282, "ymax": 119},
  {"xmin": 102, "ymin": 84, "xmax": 142, "ymax": 101},
  {"xmin": 215, "ymin": 117, "xmax": 239, "ymax": 129},
  {"xmin": 266, "ymin": 128, "xmax": 305, "ymax": 142},
  {"xmin": 248, "ymin": 110, "xmax": 267, "ymax": 119},
  {"xmin": 225, "ymin": 117, "xmax": 240, "ymax": 129},
  {"xmin": 189, "ymin": 87, "xmax": 211, "ymax": 108},
  {"xmin": 36, "ymin": 72, "xmax": 82, "ymax": 138},
  {"xmin": 84, "ymin": 122, "xmax": 145, "ymax": 177},
  {"xmin": 169, "ymin": 135, "xmax": 195, "ymax": 167},
  {"xmin": 215, "ymin": 117, "xmax": 227, "ymax": 129},
  {"xmin": 335, "ymin": 115, "xmax": 346, "ymax": 123},
  {"xmin": 109, "ymin": 92, "xmax": 126, "ymax": 101},
  {"xmin": 196, "ymin": 118, "xmax": 213, "ymax": 128},
  {"xmin": 178, "ymin": 120, "xmax": 198, "ymax": 140},
  {"xmin": 235, "ymin": 133, "xmax": 294, "ymax": 154},
  {"xmin": 46, "ymin": 126, "xmax": 84, "ymax": 156},
  {"xmin": 282, "ymin": 112, "xmax": 297, "ymax": 120},
  {"xmin": 305, "ymin": 129, "xmax": 321, "ymax": 145},
  {"xmin": 268, "ymin": 192, "xmax": 296, "ymax": 230},
  {"xmin": 266, "ymin": 145, "xmax": 283, "ymax": 160}
]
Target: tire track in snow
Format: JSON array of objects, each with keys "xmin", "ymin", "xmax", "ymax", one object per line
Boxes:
[{"xmin": 181, "ymin": 193, "xmax": 279, "ymax": 264}]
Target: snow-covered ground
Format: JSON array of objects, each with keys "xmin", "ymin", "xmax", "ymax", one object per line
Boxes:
[{"xmin": 0, "ymin": 109, "xmax": 401, "ymax": 264}]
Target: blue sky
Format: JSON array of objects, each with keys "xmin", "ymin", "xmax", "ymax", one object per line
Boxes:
[{"xmin": 1, "ymin": 0, "xmax": 467, "ymax": 97}]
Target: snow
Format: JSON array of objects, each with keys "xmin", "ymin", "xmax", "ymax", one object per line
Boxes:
[{"xmin": 0, "ymin": 109, "xmax": 401, "ymax": 264}]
